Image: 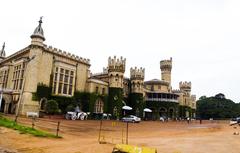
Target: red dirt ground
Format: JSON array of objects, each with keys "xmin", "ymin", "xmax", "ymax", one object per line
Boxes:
[{"xmin": 0, "ymin": 117, "xmax": 240, "ymax": 153}]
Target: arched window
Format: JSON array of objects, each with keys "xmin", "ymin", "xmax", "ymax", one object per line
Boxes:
[
  {"xmin": 94, "ymin": 99, "xmax": 104, "ymax": 113},
  {"xmin": 40, "ymin": 98, "xmax": 47, "ymax": 111}
]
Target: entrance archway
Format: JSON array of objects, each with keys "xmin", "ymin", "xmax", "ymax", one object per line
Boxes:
[
  {"xmin": 168, "ymin": 108, "xmax": 174, "ymax": 119},
  {"xmin": 159, "ymin": 107, "xmax": 167, "ymax": 118},
  {"xmin": 0, "ymin": 99, "xmax": 5, "ymax": 112},
  {"xmin": 40, "ymin": 98, "xmax": 47, "ymax": 111}
]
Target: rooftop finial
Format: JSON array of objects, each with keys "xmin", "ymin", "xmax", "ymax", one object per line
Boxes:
[
  {"xmin": 0, "ymin": 42, "xmax": 6, "ymax": 57},
  {"xmin": 39, "ymin": 16, "xmax": 43, "ymax": 25},
  {"xmin": 2, "ymin": 42, "xmax": 5, "ymax": 51},
  {"xmin": 31, "ymin": 17, "xmax": 45, "ymax": 41}
]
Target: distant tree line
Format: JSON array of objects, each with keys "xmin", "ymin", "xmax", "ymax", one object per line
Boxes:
[{"xmin": 196, "ymin": 93, "xmax": 240, "ymax": 119}]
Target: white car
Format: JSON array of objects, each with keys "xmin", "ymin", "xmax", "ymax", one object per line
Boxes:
[
  {"xmin": 122, "ymin": 115, "xmax": 141, "ymax": 123},
  {"xmin": 230, "ymin": 117, "xmax": 240, "ymax": 126}
]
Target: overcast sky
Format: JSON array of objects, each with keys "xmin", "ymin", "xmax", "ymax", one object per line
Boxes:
[{"xmin": 0, "ymin": 0, "xmax": 239, "ymax": 102}]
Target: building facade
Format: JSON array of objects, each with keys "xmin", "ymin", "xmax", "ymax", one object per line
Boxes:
[{"xmin": 0, "ymin": 18, "xmax": 196, "ymax": 119}]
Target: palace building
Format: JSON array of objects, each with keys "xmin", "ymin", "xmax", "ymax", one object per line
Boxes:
[{"xmin": 0, "ymin": 18, "xmax": 196, "ymax": 119}]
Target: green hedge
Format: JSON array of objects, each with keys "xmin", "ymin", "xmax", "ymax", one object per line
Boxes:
[
  {"xmin": 108, "ymin": 87, "xmax": 124, "ymax": 119},
  {"xmin": 179, "ymin": 105, "xmax": 192, "ymax": 118},
  {"xmin": 36, "ymin": 83, "xmax": 52, "ymax": 100},
  {"xmin": 129, "ymin": 93, "xmax": 145, "ymax": 117}
]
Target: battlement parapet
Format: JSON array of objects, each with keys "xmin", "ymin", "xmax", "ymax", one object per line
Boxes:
[
  {"xmin": 179, "ymin": 81, "xmax": 191, "ymax": 90},
  {"xmin": 191, "ymin": 95, "xmax": 196, "ymax": 101},
  {"xmin": 160, "ymin": 57, "xmax": 172, "ymax": 70},
  {"xmin": 45, "ymin": 45, "xmax": 90, "ymax": 65},
  {"xmin": 108, "ymin": 56, "xmax": 126, "ymax": 73},
  {"xmin": 172, "ymin": 89, "xmax": 181, "ymax": 93},
  {"xmin": 130, "ymin": 67, "xmax": 145, "ymax": 80}
]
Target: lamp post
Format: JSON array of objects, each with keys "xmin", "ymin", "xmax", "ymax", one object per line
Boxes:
[{"xmin": 14, "ymin": 55, "xmax": 36, "ymax": 122}]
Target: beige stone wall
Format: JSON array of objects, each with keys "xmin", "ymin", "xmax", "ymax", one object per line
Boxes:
[
  {"xmin": 76, "ymin": 63, "xmax": 89, "ymax": 92},
  {"xmin": 37, "ymin": 51, "xmax": 54, "ymax": 85},
  {"xmin": 86, "ymin": 79, "xmax": 108, "ymax": 95},
  {"xmin": 145, "ymin": 84, "xmax": 168, "ymax": 92},
  {"xmin": 131, "ymin": 79, "xmax": 144, "ymax": 94},
  {"xmin": 108, "ymin": 72, "xmax": 124, "ymax": 88},
  {"xmin": 161, "ymin": 71, "xmax": 171, "ymax": 84}
]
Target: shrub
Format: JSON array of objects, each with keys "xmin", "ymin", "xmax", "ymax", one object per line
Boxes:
[{"xmin": 45, "ymin": 100, "xmax": 59, "ymax": 115}]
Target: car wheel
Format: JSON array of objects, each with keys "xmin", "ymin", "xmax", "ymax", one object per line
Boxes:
[
  {"xmin": 132, "ymin": 120, "xmax": 135, "ymax": 123},
  {"xmin": 71, "ymin": 115, "xmax": 77, "ymax": 120}
]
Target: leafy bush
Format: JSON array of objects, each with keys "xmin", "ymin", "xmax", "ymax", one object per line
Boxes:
[{"xmin": 45, "ymin": 100, "xmax": 60, "ymax": 115}]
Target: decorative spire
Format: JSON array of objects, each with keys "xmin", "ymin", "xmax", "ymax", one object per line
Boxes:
[
  {"xmin": 0, "ymin": 42, "xmax": 6, "ymax": 57},
  {"xmin": 30, "ymin": 17, "xmax": 45, "ymax": 41}
]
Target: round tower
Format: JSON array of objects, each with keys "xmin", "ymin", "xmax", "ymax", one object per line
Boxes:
[
  {"xmin": 107, "ymin": 56, "xmax": 126, "ymax": 119},
  {"xmin": 130, "ymin": 67, "xmax": 145, "ymax": 94},
  {"xmin": 160, "ymin": 57, "xmax": 172, "ymax": 85},
  {"xmin": 108, "ymin": 56, "xmax": 126, "ymax": 88},
  {"xmin": 179, "ymin": 81, "xmax": 191, "ymax": 94},
  {"xmin": 30, "ymin": 17, "xmax": 45, "ymax": 47}
]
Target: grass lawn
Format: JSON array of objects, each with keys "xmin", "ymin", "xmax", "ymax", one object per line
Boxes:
[{"xmin": 0, "ymin": 116, "xmax": 61, "ymax": 138}]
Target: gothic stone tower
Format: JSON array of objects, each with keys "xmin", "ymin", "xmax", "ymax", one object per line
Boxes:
[
  {"xmin": 179, "ymin": 81, "xmax": 191, "ymax": 96},
  {"xmin": 108, "ymin": 56, "xmax": 126, "ymax": 119},
  {"xmin": 129, "ymin": 67, "xmax": 145, "ymax": 117},
  {"xmin": 179, "ymin": 81, "xmax": 192, "ymax": 118},
  {"xmin": 19, "ymin": 17, "xmax": 46, "ymax": 114},
  {"xmin": 160, "ymin": 57, "xmax": 172, "ymax": 91}
]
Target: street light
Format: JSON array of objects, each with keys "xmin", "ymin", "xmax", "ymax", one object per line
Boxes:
[{"xmin": 14, "ymin": 55, "xmax": 36, "ymax": 122}]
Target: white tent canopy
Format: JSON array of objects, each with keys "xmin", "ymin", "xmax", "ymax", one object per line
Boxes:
[
  {"xmin": 143, "ymin": 108, "xmax": 152, "ymax": 112},
  {"xmin": 122, "ymin": 106, "xmax": 132, "ymax": 110}
]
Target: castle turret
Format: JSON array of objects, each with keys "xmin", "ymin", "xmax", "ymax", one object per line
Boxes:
[
  {"xmin": 129, "ymin": 67, "xmax": 145, "ymax": 117},
  {"xmin": 0, "ymin": 42, "xmax": 6, "ymax": 61},
  {"xmin": 107, "ymin": 56, "xmax": 126, "ymax": 119},
  {"xmin": 130, "ymin": 67, "xmax": 145, "ymax": 93},
  {"xmin": 108, "ymin": 56, "xmax": 126, "ymax": 88},
  {"xmin": 160, "ymin": 57, "xmax": 172, "ymax": 86},
  {"xmin": 179, "ymin": 81, "xmax": 191, "ymax": 95},
  {"xmin": 30, "ymin": 17, "xmax": 45, "ymax": 47}
]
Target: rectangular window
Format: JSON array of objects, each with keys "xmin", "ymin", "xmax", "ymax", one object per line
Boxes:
[
  {"xmin": 53, "ymin": 82, "xmax": 56, "ymax": 94},
  {"xmin": 63, "ymin": 84, "xmax": 68, "ymax": 94},
  {"xmin": 102, "ymin": 88, "xmax": 105, "ymax": 95},
  {"xmin": 95, "ymin": 86, "xmax": 99, "ymax": 94},
  {"xmin": 54, "ymin": 73, "xmax": 58, "ymax": 81},
  {"xmin": 65, "ymin": 70, "xmax": 69, "ymax": 75},
  {"xmin": 69, "ymin": 76, "xmax": 73, "ymax": 84},
  {"xmin": 53, "ymin": 67, "xmax": 75, "ymax": 96},
  {"xmin": 19, "ymin": 79, "xmax": 23, "ymax": 90},
  {"xmin": 69, "ymin": 85, "xmax": 72, "ymax": 95},
  {"xmin": 58, "ymin": 83, "xmax": 62, "ymax": 93},
  {"xmin": 12, "ymin": 63, "xmax": 25, "ymax": 91},
  {"xmin": 59, "ymin": 74, "xmax": 63, "ymax": 82}
]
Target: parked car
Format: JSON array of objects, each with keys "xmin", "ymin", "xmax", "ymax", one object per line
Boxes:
[
  {"xmin": 159, "ymin": 116, "xmax": 167, "ymax": 122},
  {"xmin": 230, "ymin": 117, "xmax": 240, "ymax": 126},
  {"xmin": 122, "ymin": 115, "xmax": 141, "ymax": 123}
]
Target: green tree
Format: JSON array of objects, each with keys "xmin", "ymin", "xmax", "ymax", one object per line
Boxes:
[{"xmin": 196, "ymin": 94, "xmax": 240, "ymax": 119}]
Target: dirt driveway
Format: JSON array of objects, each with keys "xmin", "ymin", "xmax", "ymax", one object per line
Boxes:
[{"xmin": 0, "ymin": 116, "xmax": 239, "ymax": 153}]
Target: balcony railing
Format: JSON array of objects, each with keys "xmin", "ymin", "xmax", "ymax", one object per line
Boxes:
[{"xmin": 145, "ymin": 97, "xmax": 178, "ymax": 103}]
